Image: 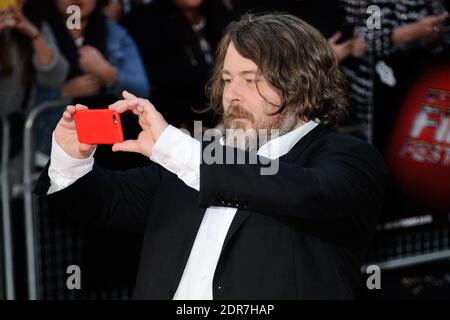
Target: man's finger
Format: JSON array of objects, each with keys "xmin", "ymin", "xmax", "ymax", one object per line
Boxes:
[
  {"xmin": 112, "ymin": 140, "xmax": 140, "ymax": 153},
  {"xmin": 122, "ymin": 90, "xmax": 137, "ymax": 100},
  {"xmin": 63, "ymin": 111, "xmax": 72, "ymax": 120},
  {"xmin": 122, "ymin": 91, "xmax": 158, "ymax": 117},
  {"xmin": 67, "ymin": 105, "xmax": 76, "ymax": 113},
  {"xmin": 108, "ymin": 100, "xmax": 126, "ymax": 111},
  {"xmin": 75, "ymin": 104, "xmax": 88, "ymax": 110},
  {"xmin": 112, "ymin": 100, "xmax": 141, "ymax": 114}
]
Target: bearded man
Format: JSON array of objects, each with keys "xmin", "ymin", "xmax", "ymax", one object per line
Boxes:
[{"xmin": 35, "ymin": 13, "xmax": 387, "ymax": 299}]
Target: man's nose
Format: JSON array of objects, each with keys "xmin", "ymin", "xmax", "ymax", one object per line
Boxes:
[{"xmin": 224, "ymin": 80, "xmax": 244, "ymax": 104}]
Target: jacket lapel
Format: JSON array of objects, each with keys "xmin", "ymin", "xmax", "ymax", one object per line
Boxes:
[
  {"xmin": 220, "ymin": 123, "xmax": 332, "ymax": 249},
  {"xmin": 279, "ymin": 123, "xmax": 332, "ymax": 163}
]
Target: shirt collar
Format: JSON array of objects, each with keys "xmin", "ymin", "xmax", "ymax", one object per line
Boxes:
[
  {"xmin": 219, "ymin": 120, "xmax": 320, "ymax": 160},
  {"xmin": 257, "ymin": 120, "xmax": 319, "ymax": 159}
]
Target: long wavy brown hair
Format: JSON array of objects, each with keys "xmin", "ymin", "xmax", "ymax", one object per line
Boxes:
[{"xmin": 204, "ymin": 13, "xmax": 348, "ymax": 127}]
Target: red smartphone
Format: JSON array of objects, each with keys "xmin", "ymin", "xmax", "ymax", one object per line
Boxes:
[{"xmin": 74, "ymin": 109, "xmax": 124, "ymax": 145}]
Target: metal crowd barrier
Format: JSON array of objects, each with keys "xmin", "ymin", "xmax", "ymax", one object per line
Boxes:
[
  {"xmin": 23, "ymin": 98, "xmax": 71, "ymax": 300},
  {"xmin": 1, "ymin": 115, "xmax": 15, "ymax": 300},
  {"xmin": 22, "ymin": 98, "xmax": 133, "ymax": 301}
]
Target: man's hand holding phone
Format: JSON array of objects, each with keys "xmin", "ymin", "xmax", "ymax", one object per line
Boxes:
[
  {"xmin": 54, "ymin": 104, "xmax": 97, "ymax": 160},
  {"xmin": 109, "ymin": 91, "xmax": 168, "ymax": 158},
  {"xmin": 54, "ymin": 91, "xmax": 168, "ymax": 160}
]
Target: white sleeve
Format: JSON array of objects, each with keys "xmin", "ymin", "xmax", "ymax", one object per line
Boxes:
[
  {"xmin": 47, "ymin": 132, "xmax": 96, "ymax": 195},
  {"xmin": 150, "ymin": 125, "xmax": 201, "ymax": 191}
]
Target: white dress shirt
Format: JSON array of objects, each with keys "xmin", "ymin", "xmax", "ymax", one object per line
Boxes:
[{"xmin": 48, "ymin": 120, "xmax": 319, "ymax": 299}]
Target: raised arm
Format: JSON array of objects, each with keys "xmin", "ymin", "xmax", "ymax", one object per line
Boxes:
[
  {"xmin": 33, "ymin": 101, "xmax": 163, "ymax": 233},
  {"xmin": 34, "ymin": 159, "xmax": 162, "ymax": 234}
]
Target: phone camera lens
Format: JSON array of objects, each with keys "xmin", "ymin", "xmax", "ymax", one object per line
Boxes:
[{"xmin": 112, "ymin": 115, "xmax": 117, "ymax": 125}]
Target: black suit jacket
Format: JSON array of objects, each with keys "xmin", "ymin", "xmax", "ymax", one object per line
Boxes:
[{"xmin": 34, "ymin": 124, "xmax": 387, "ymax": 299}]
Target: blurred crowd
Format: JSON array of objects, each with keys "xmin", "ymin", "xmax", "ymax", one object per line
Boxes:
[
  {"xmin": 1, "ymin": 0, "xmax": 449, "ymax": 299},
  {"xmin": 1, "ymin": 0, "xmax": 449, "ymax": 168}
]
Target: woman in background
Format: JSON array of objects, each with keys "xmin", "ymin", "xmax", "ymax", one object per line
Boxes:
[
  {"xmin": 41, "ymin": 0, "xmax": 149, "ymax": 100},
  {"xmin": 34, "ymin": 0, "xmax": 149, "ymax": 157},
  {"xmin": 0, "ymin": 0, "xmax": 68, "ymax": 187},
  {"xmin": 123, "ymin": 0, "xmax": 231, "ymax": 131},
  {"xmin": 0, "ymin": 0, "xmax": 68, "ymax": 116}
]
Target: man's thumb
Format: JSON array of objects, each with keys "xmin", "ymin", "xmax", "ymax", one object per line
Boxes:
[
  {"xmin": 79, "ymin": 143, "xmax": 93, "ymax": 152},
  {"xmin": 112, "ymin": 140, "xmax": 139, "ymax": 153}
]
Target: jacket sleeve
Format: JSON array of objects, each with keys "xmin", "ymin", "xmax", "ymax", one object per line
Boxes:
[
  {"xmin": 198, "ymin": 135, "xmax": 387, "ymax": 243},
  {"xmin": 34, "ymin": 161, "xmax": 162, "ymax": 234}
]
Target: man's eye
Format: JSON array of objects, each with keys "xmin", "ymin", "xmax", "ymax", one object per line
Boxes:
[
  {"xmin": 222, "ymin": 79, "xmax": 231, "ymax": 84},
  {"xmin": 246, "ymin": 79, "xmax": 257, "ymax": 84}
]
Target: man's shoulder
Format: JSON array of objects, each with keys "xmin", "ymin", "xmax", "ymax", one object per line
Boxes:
[
  {"xmin": 325, "ymin": 131, "xmax": 364, "ymax": 147},
  {"xmin": 307, "ymin": 127, "xmax": 386, "ymax": 168}
]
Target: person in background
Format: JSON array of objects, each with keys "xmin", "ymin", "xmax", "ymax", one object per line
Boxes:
[
  {"xmin": 34, "ymin": 0, "xmax": 149, "ymax": 157},
  {"xmin": 123, "ymin": 0, "xmax": 231, "ymax": 131},
  {"xmin": 40, "ymin": 0, "xmax": 149, "ymax": 101},
  {"xmin": 231, "ymin": 0, "xmax": 447, "ymax": 144},
  {"xmin": 327, "ymin": 0, "xmax": 448, "ymax": 145},
  {"xmin": 229, "ymin": 0, "xmax": 370, "ymax": 140},
  {"xmin": 0, "ymin": 0, "xmax": 68, "ymax": 188},
  {"xmin": 230, "ymin": 0, "xmax": 366, "ymax": 64},
  {"xmin": 356, "ymin": 0, "xmax": 449, "ymax": 150},
  {"xmin": 102, "ymin": 0, "xmax": 124, "ymax": 21},
  {"xmin": 0, "ymin": 0, "xmax": 68, "ymax": 116},
  {"xmin": 361, "ymin": 0, "xmax": 448, "ymax": 58},
  {"xmin": 103, "ymin": 0, "xmax": 156, "ymax": 21}
]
